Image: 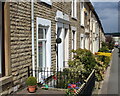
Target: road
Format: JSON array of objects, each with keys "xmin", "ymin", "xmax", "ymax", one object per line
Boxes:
[{"xmin": 99, "ymin": 48, "xmax": 119, "ymax": 95}]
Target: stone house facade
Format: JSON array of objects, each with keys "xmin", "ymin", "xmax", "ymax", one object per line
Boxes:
[
  {"xmin": 79, "ymin": 1, "xmax": 105, "ymax": 53},
  {"xmin": 0, "ymin": 0, "xmax": 105, "ymax": 95}
]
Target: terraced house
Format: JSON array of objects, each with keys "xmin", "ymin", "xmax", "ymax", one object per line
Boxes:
[{"xmin": 0, "ymin": 0, "xmax": 105, "ymax": 95}]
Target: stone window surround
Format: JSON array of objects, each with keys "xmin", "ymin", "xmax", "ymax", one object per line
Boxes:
[
  {"xmin": 0, "ymin": 2, "xmax": 12, "ymax": 94},
  {"xmin": 40, "ymin": 0, "xmax": 52, "ymax": 5},
  {"xmin": 71, "ymin": 27, "xmax": 77, "ymax": 50},
  {"xmin": 36, "ymin": 17, "xmax": 51, "ymax": 70},
  {"xmin": 80, "ymin": 2, "xmax": 85, "ymax": 27},
  {"xmin": 71, "ymin": 0, "xmax": 77, "ymax": 19},
  {"xmin": 0, "ymin": 2, "xmax": 11, "ymax": 78}
]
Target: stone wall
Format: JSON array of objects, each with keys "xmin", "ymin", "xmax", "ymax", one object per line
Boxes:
[
  {"xmin": 0, "ymin": 1, "xmax": 105, "ymax": 95},
  {"xmin": 10, "ymin": 2, "xmax": 32, "ymax": 91}
]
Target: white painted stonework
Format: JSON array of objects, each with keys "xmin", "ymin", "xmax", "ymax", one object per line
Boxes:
[
  {"xmin": 56, "ymin": 10, "xmax": 70, "ymax": 70},
  {"xmin": 36, "ymin": 17, "xmax": 51, "ymax": 69}
]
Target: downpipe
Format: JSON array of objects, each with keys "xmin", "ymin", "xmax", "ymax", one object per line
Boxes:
[{"xmin": 31, "ymin": 0, "xmax": 35, "ymax": 77}]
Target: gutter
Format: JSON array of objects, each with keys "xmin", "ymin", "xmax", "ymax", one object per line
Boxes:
[{"xmin": 31, "ymin": 0, "xmax": 35, "ymax": 77}]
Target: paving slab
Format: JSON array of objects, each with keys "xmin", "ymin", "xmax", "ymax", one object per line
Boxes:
[{"xmin": 13, "ymin": 87, "xmax": 66, "ymax": 96}]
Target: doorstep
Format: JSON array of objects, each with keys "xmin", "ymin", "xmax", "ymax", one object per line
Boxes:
[{"xmin": 13, "ymin": 87, "xmax": 66, "ymax": 96}]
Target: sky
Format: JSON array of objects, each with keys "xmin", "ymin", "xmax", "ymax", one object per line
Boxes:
[{"xmin": 90, "ymin": 1, "xmax": 119, "ymax": 33}]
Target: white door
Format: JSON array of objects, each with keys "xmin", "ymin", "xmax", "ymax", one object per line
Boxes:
[
  {"xmin": 63, "ymin": 28, "xmax": 69, "ymax": 68},
  {"xmin": 57, "ymin": 27, "xmax": 64, "ymax": 70}
]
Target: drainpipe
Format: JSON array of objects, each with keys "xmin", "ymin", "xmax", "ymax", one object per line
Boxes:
[{"xmin": 31, "ymin": 0, "xmax": 35, "ymax": 77}]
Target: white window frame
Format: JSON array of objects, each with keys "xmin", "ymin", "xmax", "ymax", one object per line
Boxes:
[
  {"xmin": 71, "ymin": 27, "xmax": 77, "ymax": 50},
  {"xmin": 71, "ymin": 29, "xmax": 77, "ymax": 58},
  {"xmin": 80, "ymin": 2, "xmax": 85, "ymax": 26},
  {"xmin": 80, "ymin": 37, "xmax": 84, "ymax": 49},
  {"xmin": 40, "ymin": 0, "xmax": 52, "ymax": 5},
  {"xmin": 72, "ymin": 31, "xmax": 76, "ymax": 50},
  {"xmin": 38, "ymin": 27, "xmax": 47, "ymax": 69},
  {"xmin": 71, "ymin": 0, "xmax": 77, "ymax": 19},
  {"xmin": 36, "ymin": 17, "xmax": 51, "ymax": 70}
]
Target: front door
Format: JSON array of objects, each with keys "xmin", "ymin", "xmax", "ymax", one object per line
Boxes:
[
  {"xmin": 57, "ymin": 27, "xmax": 64, "ymax": 70},
  {"xmin": 63, "ymin": 28, "xmax": 69, "ymax": 68}
]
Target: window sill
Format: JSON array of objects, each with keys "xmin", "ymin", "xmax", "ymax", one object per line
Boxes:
[
  {"xmin": 40, "ymin": 0, "xmax": 52, "ymax": 6},
  {"xmin": 81, "ymin": 25, "xmax": 85, "ymax": 28},
  {"xmin": 71, "ymin": 17, "xmax": 77, "ymax": 21}
]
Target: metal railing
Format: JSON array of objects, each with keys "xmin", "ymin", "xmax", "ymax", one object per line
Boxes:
[
  {"xmin": 28, "ymin": 66, "xmax": 83, "ymax": 89},
  {"xmin": 28, "ymin": 66, "xmax": 95, "ymax": 95},
  {"xmin": 77, "ymin": 70, "xmax": 95, "ymax": 95}
]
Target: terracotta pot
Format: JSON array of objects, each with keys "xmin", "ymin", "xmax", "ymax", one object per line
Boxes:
[{"xmin": 28, "ymin": 85, "xmax": 36, "ymax": 93}]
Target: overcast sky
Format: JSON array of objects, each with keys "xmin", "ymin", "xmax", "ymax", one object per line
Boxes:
[{"xmin": 90, "ymin": 1, "xmax": 119, "ymax": 33}]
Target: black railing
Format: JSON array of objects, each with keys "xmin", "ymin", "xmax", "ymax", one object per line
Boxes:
[
  {"xmin": 77, "ymin": 70, "xmax": 95, "ymax": 95},
  {"xmin": 27, "ymin": 67, "xmax": 83, "ymax": 89},
  {"xmin": 27, "ymin": 66, "xmax": 95, "ymax": 95}
]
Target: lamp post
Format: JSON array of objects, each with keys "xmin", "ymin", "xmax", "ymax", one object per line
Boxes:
[{"xmin": 56, "ymin": 37, "xmax": 62, "ymax": 87}]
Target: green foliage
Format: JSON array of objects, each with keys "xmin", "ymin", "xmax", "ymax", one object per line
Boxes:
[
  {"xmin": 56, "ymin": 70, "xmax": 81, "ymax": 88},
  {"xmin": 98, "ymin": 42, "xmax": 111, "ymax": 69},
  {"xmin": 68, "ymin": 48, "xmax": 97, "ymax": 81},
  {"xmin": 101, "ymin": 42, "xmax": 107, "ymax": 48},
  {"xmin": 95, "ymin": 42, "xmax": 111, "ymax": 81},
  {"xmin": 67, "ymin": 48, "xmax": 111, "ymax": 82},
  {"xmin": 107, "ymin": 42, "xmax": 114, "ymax": 50},
  {"xmin": 59, "ymin": 47, "xmax": 111, "ymax": 85},
  {"xmin": 26, "ymin": 76, "xmax": 37, "ymax": 86},
  {"xmin": 101, "ymin": 41, "xmax": 114, "ymax": 51},
  {"xmin": 94, "ymin": 59, "xmax": 105, "ymax": 81},
  {"xmin": 104, "ymin": 56, "xmax": 110, "ymax": 68},
  {"xmin": 106, "ymin": 36, "xmax": 114, "ymax": 50},
  {"xmin": 98, "ymin": 47, "xmax": 109, "ymax": 53}
]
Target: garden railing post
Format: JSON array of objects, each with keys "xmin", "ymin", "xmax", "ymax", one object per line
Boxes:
[{"xmin": 28, "ymin": 66, "xmax": 30, "ymax": 77}]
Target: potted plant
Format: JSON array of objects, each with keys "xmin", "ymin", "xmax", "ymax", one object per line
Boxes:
[{"xmin": 26, "ymin": 76, "xmax": 37, "ymax": 93}]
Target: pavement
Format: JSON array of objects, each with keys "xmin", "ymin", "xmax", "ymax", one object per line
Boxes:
[{"xmin": 99, "ymin": 48, "xmax": 119, "ymax": 95}]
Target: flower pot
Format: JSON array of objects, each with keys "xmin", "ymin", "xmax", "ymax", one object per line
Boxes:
[{"xmin": 28, "ymin": 85, "xmax": 36, "ymax": 93}]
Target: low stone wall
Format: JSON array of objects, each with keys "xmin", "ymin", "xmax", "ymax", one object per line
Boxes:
[{"xmin": 0, "ymin": 76, "xmax": 13, "ymax": 95}]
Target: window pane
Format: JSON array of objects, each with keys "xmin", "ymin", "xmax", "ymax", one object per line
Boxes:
[
  {"xmin": 72, "ymin": 31, "xmax": 75, "ymax": 50},
  {"xmin": 57, "ymin": 28, "xmax": 62, "ymax": 37},
  {"xmin": 38, "ymin": 42, "xmax": 43, "ymax": 68},
  {"xmin": 44, "ymin": 29, "xmax": 47, "ymax": 39},
  {"xmin": 38, "ymin": 28, "xmax": 47, "ymax": 39},
  {"xmin": 38, "ymin": 41, "xmax": 46, "ymax": 69},
  {"xmin": 38, "ymin": 28, "xmax": 43, "ymax": 39}
]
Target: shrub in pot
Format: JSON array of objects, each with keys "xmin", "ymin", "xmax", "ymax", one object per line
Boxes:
[{"xmin": 26, "ymin": 76, "xmax": 37, "ymax": 93}]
